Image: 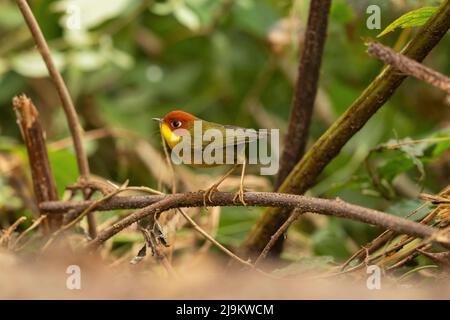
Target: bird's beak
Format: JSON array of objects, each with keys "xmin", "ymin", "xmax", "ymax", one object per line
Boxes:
[{"xmin": 152, "ymin": 118, "xmax": 163, "ymax": 123}]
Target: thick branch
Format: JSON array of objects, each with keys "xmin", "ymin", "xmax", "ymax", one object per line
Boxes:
[
  {"xmin": 242, "ymin": 0, "xmax": 450, "ymax": 257},
  {"xmin": 12, "ymin": 95, "xmax": 61, "ymax": 231},
  {"xmin": 15, "ymin": 0, "xmax": 96, "ymax": 236},
  {"xmin": 275, "ymin": 0, "xmax": 331, "ymax": 188},
  {"xmin": 36, "ymin": 191, "xmax": 441, "ymax": 249},
  {"xmin": 368, "ymin": 41, "xmax": 450, "ymax": 94}
]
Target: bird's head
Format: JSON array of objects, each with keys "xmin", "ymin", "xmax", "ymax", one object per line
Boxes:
[{"xmin": 153, "ymin": 110, "xmax": 198, "ymax": 148}]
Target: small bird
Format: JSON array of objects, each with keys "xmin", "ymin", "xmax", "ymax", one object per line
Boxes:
[{"xmin": 153, "ymin": 110, "xmax": 263, "ymax": 205}]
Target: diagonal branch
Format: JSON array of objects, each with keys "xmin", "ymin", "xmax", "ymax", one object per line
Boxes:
[
  {"xmin": 15, "ymin": 0, "xmax": 96, "ymax": 236},
  {"xmin": 367, "ymin": 41, "xmax": 450, "ymax": 94},
  {"xmin": 241, "ymin": 0, "xmax": 450, "ymax": 258},
  {"xmin": 15, "ymin": 0, "xmax": 90, "ymax": 180}
]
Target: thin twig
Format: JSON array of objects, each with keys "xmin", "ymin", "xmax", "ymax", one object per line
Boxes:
[
  {"xmin": 59, "ymin": 181, "xmax": 129, "ymax": 234},
  {"xmin": 41, "ymin": 181, "xmax": 129, "ymax": 251},
  {"xmin": 126, "ymin": 186, "xmax": 164, "ymax": 195},
  {"xmin": 15, "ymin": 0, "xmax": 96, "ymax": 235},
  {"xmin": 14, "ymin": 0, "xmax": 89, "ymax": 179},
  {"xmin": 49, "ymin": 128, "xmax": 114, "ymax": 150},
  {"xmin": 381, "ymin": 136, "xmax": 450, "ymax": 150},
  {"xmin": 341, "ymin": 199, "xmax": 432, "ymax": 271},
  {"xmin": 194, "ymin": 206, "xmax": 221, "ymax": 257},
  {"xmin": 254, "ymin": 209, "xmax": 303, "ymax": 266},
  {"xmin": 368, "ymin": 41, "xmax": 450, "ymax": 94},
  {"xmin": 176, "ymin": 208, "xmax": 254, "ymax": 269},
  {"xmin": 13, "ymin": 215, "xmax": 47, "ymax": 249},
  {"xmin": 420, "ymin": 193, "xmax": 450, "ymax": 204},
  {"xmin": 0, "ymin": 216, "xmax": 27, "ymax": 246}
]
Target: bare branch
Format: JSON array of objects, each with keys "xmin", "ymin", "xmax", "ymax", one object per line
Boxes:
[
  {"xmin": 276, "ymin": 0, "xmax": 331, "ymax": 188},
  {"xmin": 14, "ymin": 0, "xmax": 90, "ymax": 179},
  {"xmin": 15, "ymin": 0, "xmax": 96, "ymax": 236},
  {"xmin": 368, "ymin": 41, "xmax": 450, "ymax": 94},
  {"xmin": 12, "ymin": 95, "xmax": 60, "ymax": 231},
  {"xmin": 254, "ymin": 209, "xmax": 303, "ymax": 266},
  {"xmin": 36, "ymin": 191, "xmax": 441, "ymax": 249}
]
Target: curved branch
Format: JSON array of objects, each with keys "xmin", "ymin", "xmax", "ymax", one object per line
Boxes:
[{"xmin": 37, "ymin": 192, "xmax": 439, "ymax": 249}]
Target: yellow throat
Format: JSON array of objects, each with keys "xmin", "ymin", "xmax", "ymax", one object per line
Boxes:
[{"xmin": 160, "ymin": 123, "xmax": 182, "ymax": 149}]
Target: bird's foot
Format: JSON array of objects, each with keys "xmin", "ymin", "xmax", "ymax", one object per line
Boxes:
[
  {"xmin": 202, "ymin": 185, "xmax": 219, "ymax": 207},
  {"xmin": 233, "ymin": 186, "xmax": 249, "ymax": 206}
]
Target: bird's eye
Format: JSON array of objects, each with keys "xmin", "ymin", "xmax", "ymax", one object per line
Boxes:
[{"xmin": 172, "ymin": 120, "xmax": 182, "ymax": 128}]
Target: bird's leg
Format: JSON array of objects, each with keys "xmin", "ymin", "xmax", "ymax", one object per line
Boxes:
[
  {"xmin": 233, "ymin": 157, "xmax": 247, "ymax": 206},
  {"xmin": 203, "ymin": 164, "xmax": 239, "ymax": 206}
]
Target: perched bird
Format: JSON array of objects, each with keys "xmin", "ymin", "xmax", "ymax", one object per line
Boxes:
[{"xmin": 153, "ymin": 110, "xmax": 264, "ymax": 205}]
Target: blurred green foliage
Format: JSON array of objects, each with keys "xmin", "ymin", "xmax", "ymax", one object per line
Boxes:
[{"xmin": 0, "ymin": 0, "xmax": 449, "ymax": 262}]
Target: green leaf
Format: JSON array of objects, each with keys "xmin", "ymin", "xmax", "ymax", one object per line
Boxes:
[
  {"xmin": 386, "ymin": 199, "xmax": 431, "ymax": 220},
  {"xmin": 0, "ymin": 177, "xmax": 22, "ymax": 210},
  {"xmin": 331, "ymin": 0, "xmax": 355, "ymax": 24},
  {"xmin": 377, "ymin": 6, "xmax": 437, "ymax": 38},
  {"xmin": 376, "ymin": 151, "xmax": 415, "ymax": 183},
  {"xmin": 52, "ymin": 0, "xmax": 135, "ymax": 30},
  {"xmin": 152, "ymin": 1, "xmax": 175, "ymax": 15},
  {"xmin": 429, "ymin": 134, "xmax": 450, "ymax": 158},
  {"xmin": 0, "ymin": 3, "xmax": 23, "ymax": 29},
  {"xmin": 68, "ymin": 50, "xmax": 107, "ymax": 71},
  {"xmin": 0, "ymin": 58, "xmax": 8, "ymax": 76},
  {"xmin": 231, "ymin": 0, "xmax": 279, "ymax": 36},
  {"xmin": 11, "ymin": 50, "xmax": 65, "ymax": 78},
  {"xmin": 48, "ymin": 149, "xmax": 78, "ymax": 197},
  {"xmin": 174, "ymin": 4, "xmax": 201, "ymax": 31},
  {"xmin": 186, "ymin": 0, "xmax": 221, "ymax": 26},
  {"xmin": 311, "ymin": 220, "xmax": 351, "ymax": 259}
]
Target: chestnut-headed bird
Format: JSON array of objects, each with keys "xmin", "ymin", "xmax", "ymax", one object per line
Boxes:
[{"xmin": 153, "ymin": 110, "xmax": 265, "ymax": 205}]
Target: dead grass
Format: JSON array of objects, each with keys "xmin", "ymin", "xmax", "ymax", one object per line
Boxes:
[{"xmin": 0, "ymin": 248, "xmax": 449, "ymax": 300}]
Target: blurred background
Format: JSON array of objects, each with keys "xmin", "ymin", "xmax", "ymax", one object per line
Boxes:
[{"xmin": 0, "ymin": 0, "xmax": 449, "ymax": 266}]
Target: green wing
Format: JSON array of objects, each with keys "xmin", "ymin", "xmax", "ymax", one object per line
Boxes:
[{"xmin": 202, "ymin": 124, "xmax": 268, "ymax": 148}]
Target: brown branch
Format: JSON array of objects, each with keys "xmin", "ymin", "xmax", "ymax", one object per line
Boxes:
[
  {"xmin": 12, "ymin": 95, "xmax": 60, "ymax": 231},
  {"xmin": 0, "ymin": 216, "xmax": 27, "ymax": 246},
  {"xmin": 241, "ymin": 0, "xmax": 450, "ymax": 258},
  {"xmin": 15, "ymin": 0, "xmax": 89, "ymax": 179},
  {"xmin": 368, "ymin": 41, "xmax": 450, "ymax": 94},
  {"xmin": 15, "ymin": 0, "xmax": 96, "ymax": 236},
  {"xmin": 37, "ymin": 192, "xmax": 440, "ymax": 249},
  {"xmin": 275, "ymin": 0, "xmax": 331, "ymax": 189},
  {"xmin": 13, "ymin": 215, "xmax": 47, "ymax": 249},
  {"xmin": 254, "ymin": 209, "xmax": 303, "ymax": 266}
]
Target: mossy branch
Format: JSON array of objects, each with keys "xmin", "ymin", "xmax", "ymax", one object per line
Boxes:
[{"xmin": 241, "ymin": 0, "xmax": 450, "ymax": 258}]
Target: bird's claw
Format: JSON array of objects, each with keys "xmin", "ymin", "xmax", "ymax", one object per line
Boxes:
[
  {"xmin": 233, "ymin": 187, "xmax": 248, "ymax": 206},
  {"xmin": 202, "ymin": 185, "xmax": 219, "ymax": 207}
]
